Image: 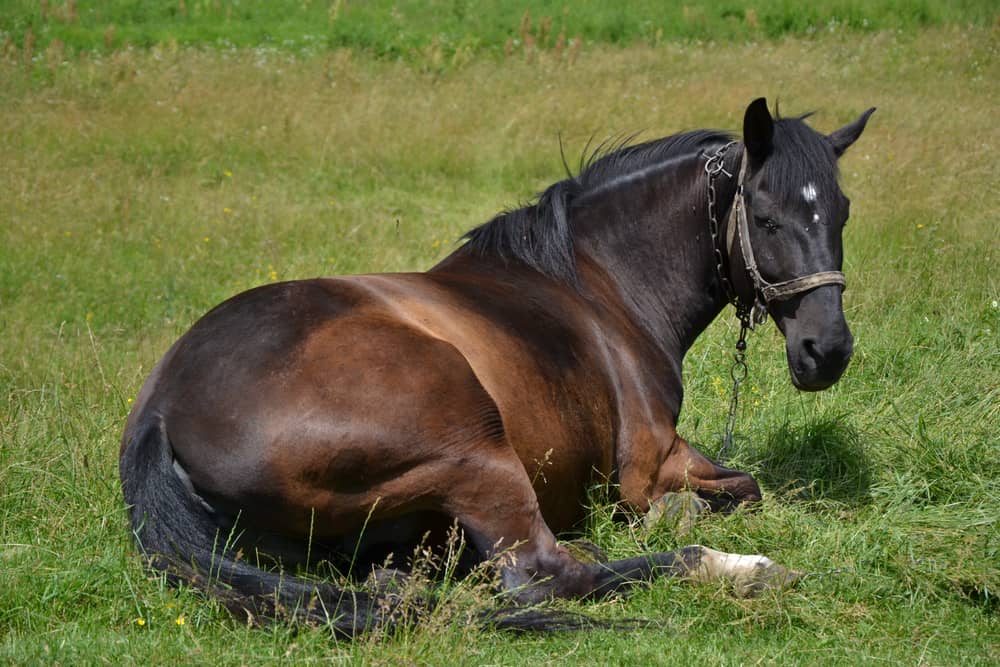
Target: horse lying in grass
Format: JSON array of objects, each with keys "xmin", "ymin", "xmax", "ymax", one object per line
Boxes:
[{"xmin": 121, "ymin": 97, "xmax": 874, "ymax": 633}]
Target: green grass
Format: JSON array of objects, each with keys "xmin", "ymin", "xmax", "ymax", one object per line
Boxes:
[
  {"xmin": 1, "ymin": 0, "xmax": 997, "ymax": 62},
  {"xmin": 1, "ymin": 6, "xmax": 999, "ymax": 665}
]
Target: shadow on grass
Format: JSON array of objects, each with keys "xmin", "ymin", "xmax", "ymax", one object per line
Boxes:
[{"xmin": 750, "ymin": 416, "xmax": 874, "ymax": 505}]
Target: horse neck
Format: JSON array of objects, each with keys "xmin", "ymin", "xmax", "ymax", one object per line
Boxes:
[{"xmin": 573, "ymin": 152, "xmax": 735, "ymax": 362}]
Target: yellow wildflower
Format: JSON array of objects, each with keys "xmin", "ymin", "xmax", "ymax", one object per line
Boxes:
[
  {"xmin": 175, "ymin": 615, "xmax": 185, "ymax": 626},
  {"xmin": 136, "ymin": 618, "xmax": 146, "ymax": 627}
]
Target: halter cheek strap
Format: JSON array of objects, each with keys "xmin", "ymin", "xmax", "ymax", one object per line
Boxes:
[{"xmin": 724, "ymin": 148, "xmax": 847, "ymax": 327}]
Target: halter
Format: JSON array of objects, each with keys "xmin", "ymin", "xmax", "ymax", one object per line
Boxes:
[{"xmin": 703, "ymin": 141, "xmax": 847, "ymax": 461}]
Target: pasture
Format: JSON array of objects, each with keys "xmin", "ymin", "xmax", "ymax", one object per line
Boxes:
[{"xmin": 1, "ymin": 3, "xmax": 998, "ymax": 664}]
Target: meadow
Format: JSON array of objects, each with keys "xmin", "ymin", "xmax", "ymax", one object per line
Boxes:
[{"xmin": 1, "ymin": 2, "xmax": 998, "ymax": 664}]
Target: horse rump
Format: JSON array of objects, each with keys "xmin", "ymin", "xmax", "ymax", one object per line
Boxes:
[
  {"xmin": 119, "ymin": 417, "xmax": 385, "ymax": 634},
  {"xmin": 118, "ymin": 417, "xmax": 606, "ymax": 635}
]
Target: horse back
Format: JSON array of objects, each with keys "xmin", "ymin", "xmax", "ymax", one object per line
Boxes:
[{"xmin": 127, "ymin": 271, "xmax": 618, "ymax": 534}]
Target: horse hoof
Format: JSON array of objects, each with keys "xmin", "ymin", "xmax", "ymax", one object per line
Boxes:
[
  {"xmin": 732, "ymin": 560, "xmax": 804, "ymax": 597},
  {"xmin": 690, "ymin": 546, "xmax": 804, "ymax": 597},
  {"xmin": 561, "ymin": 539, "xmax": 609, "ymax": 564},
  {"xmin": 644, "ymin": 491, "xmax": 709, "ymax": 536}
]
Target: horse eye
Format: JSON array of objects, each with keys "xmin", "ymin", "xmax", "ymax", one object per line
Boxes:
[{"xmin": 755, "ymin": 216, "xmax": 780, "ymax": 234}]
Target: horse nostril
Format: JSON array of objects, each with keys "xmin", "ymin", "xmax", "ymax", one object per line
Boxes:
[
  {"xmin": 802, "ymin": 338, "xmax": 821, "ymax": 362},
  {"xmin": 801, "ymin": 336, "xmax": 852, "ymax": 371}
]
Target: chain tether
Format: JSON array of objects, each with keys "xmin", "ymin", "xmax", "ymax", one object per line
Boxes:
[
  {"xmin": 705, "ymin": 142, "xmax": 751, "ymax": 462},
  {"xmin": 703, "ymin": 141, "xmax": 742, "ymax": 317},
  {"xmin": 719, "ymin": 320, "xmax": 749, "ymax": 462}
]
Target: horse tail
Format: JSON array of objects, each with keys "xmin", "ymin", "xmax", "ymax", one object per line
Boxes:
[
  {"xmin": 120, "ymin": 417, "xmax": 618, "ymax": 635},
  {"xmin": 120, "ymin": 417, "xmax": 385, "ymax": 635}
]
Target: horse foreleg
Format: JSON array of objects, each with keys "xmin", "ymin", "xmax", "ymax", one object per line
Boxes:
[
  {"xmin": 445, "ymin": 449, "xmax": 795, "ymax": 604},
  {"xmin": 617, "ymin": 430, "xmax": 761, "ymax": 515},
  {"xmin": 651, "ymin": 435, "xmax": 762, "ymax": 511}
]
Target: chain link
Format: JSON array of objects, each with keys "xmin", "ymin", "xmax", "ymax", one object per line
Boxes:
[
  {"xmin": 704, "ymin": 141, "xmax": 739, "ymax": 310},
  {"xmin": 718, "ymin": 321, "xmax": 749, "ymax": 462},
  {"xmin": 704, "ymin": 142, "xmax": 754, "ymax": 463}
]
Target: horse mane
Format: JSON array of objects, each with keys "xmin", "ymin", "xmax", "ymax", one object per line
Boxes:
[
  {"xmin": 458, "ymin": 128, "xmax": 733, "ymax": 285},
  {"xmin": 458, "ymin": 114, "xmax": 837, "ymax": 286}
]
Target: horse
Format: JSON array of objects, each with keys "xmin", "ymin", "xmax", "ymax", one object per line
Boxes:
[{"xmin": 120, "ymin": 98, "xmax": 874, "ymax": 633}]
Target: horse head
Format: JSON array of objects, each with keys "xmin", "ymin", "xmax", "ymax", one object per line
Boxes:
[{"xmin": 732, "ymin": 98, "xmax": 875, "ymax": 391}]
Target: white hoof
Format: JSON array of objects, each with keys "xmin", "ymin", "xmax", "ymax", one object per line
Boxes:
[{"xmin": 688, "ymin": 545, "xmax": 803, "ymax": 596}]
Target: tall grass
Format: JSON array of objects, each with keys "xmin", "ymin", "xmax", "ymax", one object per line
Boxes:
[{"xmin": 1, "ymin": 15, "xmax": 998, "ymax": 666}]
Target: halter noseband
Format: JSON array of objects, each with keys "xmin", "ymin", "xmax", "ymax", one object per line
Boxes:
[{"xmin": 707, "ymin": 142, "xmax": 847, "ymax": 328}]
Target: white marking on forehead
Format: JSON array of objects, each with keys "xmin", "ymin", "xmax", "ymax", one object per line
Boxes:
[
  {"xmin": 802, "ymin": 182, "xmax": 818, "ymax": 203},
  {"xmin": 812, "ymin": 212, "xmax": 821, "ymax": 223}
]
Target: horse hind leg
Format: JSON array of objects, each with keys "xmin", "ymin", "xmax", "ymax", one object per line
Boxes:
[
  {"xmin": 445, "ymin": 448, "xmax": 798, "ymax": 603},
  {"xmin": 686, "ymin": 546, "xmax": 804, "ymax": 596},
  {"xmin": 394, "ymin": 340, "xmax": 793, "ymax": 603},
  {"xmin": 436, "ymin": 442, "xmax": 589, "ymax": 603},
  {"xmin": 586, "ymin": 545, "xmax": 803, "ymax": 599}
]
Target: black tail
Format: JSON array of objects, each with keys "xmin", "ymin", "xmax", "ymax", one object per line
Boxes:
[
  {"xmin": 119, "ymin": 418, "xmax": 618, "ymax": 636},
  {"xmin": 120, "ymin": 417, "xmax": 387, "ymax": 635}
]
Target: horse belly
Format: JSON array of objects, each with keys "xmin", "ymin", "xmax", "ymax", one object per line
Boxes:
[{"xmin": 344, "ymin": 273, "xmax": 619, "ymax": 534}]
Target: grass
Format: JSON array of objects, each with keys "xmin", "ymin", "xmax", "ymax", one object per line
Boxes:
[
  {"xmin": 1, "ymin": 0, "xmax": 997, "ymax": 62},
  {"xmin": 1, "ymin": 7, "xmax": 999, "ymax": 665}
]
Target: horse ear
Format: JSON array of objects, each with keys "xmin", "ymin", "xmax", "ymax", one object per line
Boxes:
[
  {"xmin": 828, "ymin": 107, "xmax": 876, "ymax": 157},
  {"xmin": 743, "ymin": 97, "xmax": 774, "ymax": 161}
]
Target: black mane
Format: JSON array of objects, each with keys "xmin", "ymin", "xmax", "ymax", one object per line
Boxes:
[
  {"xmin": 458, "ymin": 129, "xmax": 732, "ymax": 285},
  {"xmin": 458, "ymin": 117, "xmax": 833, "ymax": 285}
]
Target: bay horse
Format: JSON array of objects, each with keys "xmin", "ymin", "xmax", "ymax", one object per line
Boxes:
[{"xmin": 121, "ymin": 98, "xmax": 874, "ymax": 633}]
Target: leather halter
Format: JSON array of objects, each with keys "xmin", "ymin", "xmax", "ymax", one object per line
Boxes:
[{"xmin": 721, "ymin": 146, "xmax": 847, "ymax": 327}]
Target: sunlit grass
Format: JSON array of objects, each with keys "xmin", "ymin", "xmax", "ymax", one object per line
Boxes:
[
  {"xmin": 2, "ymin": 0, "xmax": 995, "ymax": 58},
  {"xmin": 1, "ymin": 23, "xmax": 998, "ymax": 665}
]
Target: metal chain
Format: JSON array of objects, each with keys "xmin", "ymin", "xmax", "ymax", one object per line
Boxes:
[
  {"xmin": 703, "ymin": 141, "xmax": 739, "ymax": 310},
  {"xmin": 704, "ymin": 142, "xmax": 754, "ymax": 463},
  {"xmin": 718, "ymin": 320, "xmax": 749, "ymax": 462}
]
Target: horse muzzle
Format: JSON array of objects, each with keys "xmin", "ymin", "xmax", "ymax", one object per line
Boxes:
[
  {"xmin": 770, "ymin": 284, "xmax": 854, "ymax": 391},
  {"xmin": 785, "ymin": 326, "xmax": 853, "ymax": 391}
]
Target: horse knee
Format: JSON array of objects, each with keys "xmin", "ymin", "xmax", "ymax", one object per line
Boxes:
[{"xmin": 655, "ymin": 437, "xmax": 761, "ymax": 510}]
